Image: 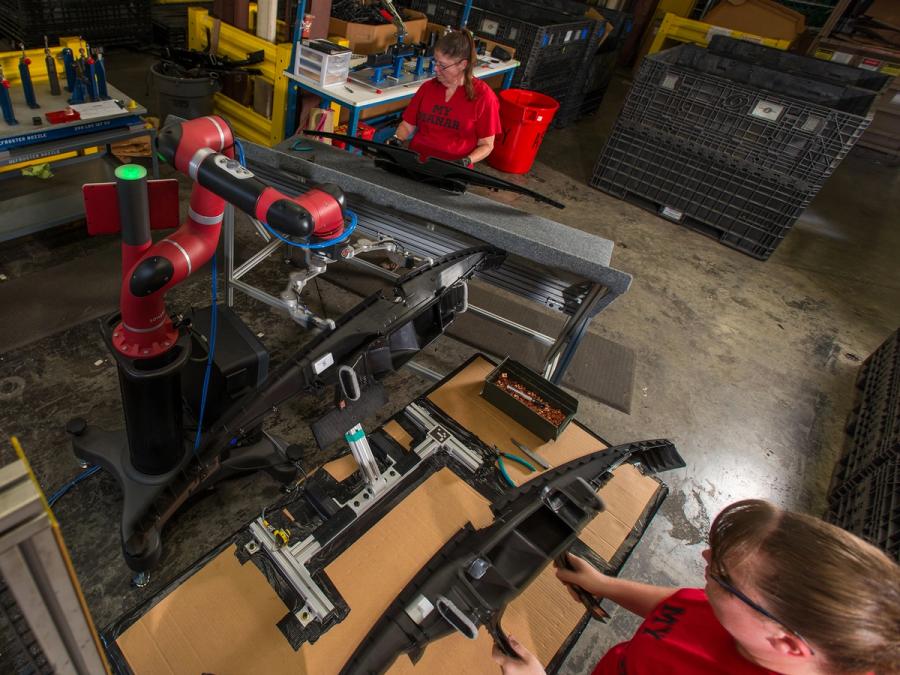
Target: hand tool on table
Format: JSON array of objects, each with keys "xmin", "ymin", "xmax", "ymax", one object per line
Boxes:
[
  {"xmin": 489, "ymin": 445, "xmax": 535, "ymax": 488},
  {"xmin": 510, "ymin": 437, "xmax": 551, "ymax": 470},
  {"xmin": 0, "ymin": 66, "xmax": 18, "ymax": 125},
  {"xmin": 44, "ymin": 36, "xmax": 61, "ymax": 96},
  {"xmin": 506, "ymin": 384, "xmax": 545, "ymax": 407},
  {"xmin": 93, "ymin": 47, "xmax": 109, "ymax": 99},
  {"xmin": 19, "ymin": 44, "xmax": 40, "ymax": 109},
  {"xmin": 61, "ymin": 47, "xmax": 76, "ymax": 92},
  {"xmin": 554, "ymin": 551, "xmax": 610, "ymax": 622}
]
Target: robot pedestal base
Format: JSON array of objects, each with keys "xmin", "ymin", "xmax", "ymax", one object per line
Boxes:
[{"xmin": 68, "ymin": 419, "xmax": 297, "ymax": 576}]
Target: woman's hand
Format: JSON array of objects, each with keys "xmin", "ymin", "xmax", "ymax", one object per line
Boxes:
[
  {"xmin": 555, "ymin": 552, "xmax": 609, "ymax": 601},
  {"xmin": 491, "ymin": 634, "xmax": 546, "ymax": 675}
]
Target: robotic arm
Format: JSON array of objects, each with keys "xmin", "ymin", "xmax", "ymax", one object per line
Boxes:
[{"xmin": 112, "ymin": 115, "xmax": 347, "ymax": 359}]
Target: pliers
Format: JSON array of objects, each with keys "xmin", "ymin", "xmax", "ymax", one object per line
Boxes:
[{"xmin": 490, "ymin": 445, "xmax": 535, "ymax": 488}]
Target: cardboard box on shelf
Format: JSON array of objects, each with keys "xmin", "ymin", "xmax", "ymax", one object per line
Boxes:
[
  {"xmin": 329, "ymin": 9, "xmax": 427, "ymax": 54},
  {"xmin": 704, "ymin": 0, "xmax": 805, "ymax": 43}
]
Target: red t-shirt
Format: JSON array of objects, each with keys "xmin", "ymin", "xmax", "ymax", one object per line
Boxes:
[
  {"xmin": 592, "ymin": 589, "xmax": 779, "ymax": 675},
  {"xmin": 402, "ymin": 77, "xmax": 501, "ymax": 161}
]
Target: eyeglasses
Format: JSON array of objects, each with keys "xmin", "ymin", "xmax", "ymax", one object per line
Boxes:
[
  {"xmin": 434, "ymin": 58, "xmax": 464, "ymax": 71},
  {"xmin": 709, "ymin": 572, "xmax": 815, "ymax": 655}
]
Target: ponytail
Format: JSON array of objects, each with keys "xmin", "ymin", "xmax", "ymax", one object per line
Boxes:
[{"xmin": 435, "ymin": 29, "xmax": 478, "ymax": 100}]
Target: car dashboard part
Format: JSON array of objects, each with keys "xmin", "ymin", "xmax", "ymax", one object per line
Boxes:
[
  {"xmin": 119, "ymin": 246, "xmax": 503, "ymax": 572},
  {"xmin": 239, "ymin": 426, "xmax": 684, "ymax": 666},
  {"xmin": 301, "ymin": 131, "xmax": 565, "ymax": 209}
]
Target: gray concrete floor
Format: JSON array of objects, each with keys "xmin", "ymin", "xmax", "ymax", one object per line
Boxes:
[{"xmin": 1, "ymin": 49, "xmax": 899, "ymax": 673}]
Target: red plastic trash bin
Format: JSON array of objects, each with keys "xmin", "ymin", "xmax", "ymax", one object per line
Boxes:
[{"xmin": 487, "ymin": 89, "xmax": 560, "ymax": 174}]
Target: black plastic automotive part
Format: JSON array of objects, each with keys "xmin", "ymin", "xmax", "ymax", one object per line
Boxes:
[
  {"xmin": 340, "ymin": 439, "xmax": 684, "ymax": 674},
  {"xmin": 122, "ymin": 246, "xmax": 504, "ymax": 567},
  {"xmin": 301, "ymin": 131, "xmax": 565, "ymax": 209}
]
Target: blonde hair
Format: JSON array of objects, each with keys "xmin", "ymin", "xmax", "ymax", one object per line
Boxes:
[
  {"xmin": 434, "ymin": 29, "xmax": 477, "ymax": 100},
  {"xmin": 709, "ymin": 499, "xmax": 900, "ymax": 674}
]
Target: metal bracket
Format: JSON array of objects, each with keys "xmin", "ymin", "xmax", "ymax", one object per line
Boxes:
[{"xmin": 246, "ymin": 400, "xmax": 486, "ymax": 636}]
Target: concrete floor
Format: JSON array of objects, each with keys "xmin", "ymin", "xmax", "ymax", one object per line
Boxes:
[{"xmin": 1, "ymin": 49, "xmax": 899, "ymax": 673}]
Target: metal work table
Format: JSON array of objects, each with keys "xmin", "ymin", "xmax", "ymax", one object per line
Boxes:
[{"xmin": 226, "ymin": 137, "xmax": 630, "ymax": 384}]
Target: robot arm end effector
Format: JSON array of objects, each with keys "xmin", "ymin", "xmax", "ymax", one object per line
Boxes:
[
  {"xmin": 158, "ymin": 116, "xmax": 347, "ymax": 240},
  {"xmin": 114, "ymin": 117, "xmax": 347, "ymax": 357}
]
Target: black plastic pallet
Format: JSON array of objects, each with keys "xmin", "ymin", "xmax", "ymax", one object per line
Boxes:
[
  {"xmin": 620, "ymin": 46, "xmax": 873, "ymax": 188},
  {"xmin": 590, "ymin": 121, "xmax": 819, "ymax": 260},
  {"xmin": 544, "ymin": 7, "xmax": 630, "ymax": 128}
]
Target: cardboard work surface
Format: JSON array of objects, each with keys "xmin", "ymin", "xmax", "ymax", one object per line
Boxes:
[
  {"xmin": 113, "ymin": 356, "xmax": 664, "ymax": 674},
  {"xmin": 426, "ymin": 357, "xmax": 660, "ymax": 562}
]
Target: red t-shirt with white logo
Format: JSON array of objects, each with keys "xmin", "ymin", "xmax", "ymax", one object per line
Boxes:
[
  {"xmin": 592, "ymin": 589, "xmax": 779, "ymax": 675},
  {"xmin": 402, "ymin": 77, "xmax": 501, "ymax": 161}
]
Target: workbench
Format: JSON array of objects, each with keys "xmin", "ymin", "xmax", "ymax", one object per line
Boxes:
[
  {"xmin": 104, "ymin": 354, "xmax": 668, "ymax": 674},
  {"xmin": 236, "ymin": 137, "xmax": 631, "ymax": 387},
  {"xmin": 285, "ymin": 57, "xmax": 519, "ymax": 138},
  {"xmin": 0, "ymin": 83, "xmax": 156, "ymax": 242}
]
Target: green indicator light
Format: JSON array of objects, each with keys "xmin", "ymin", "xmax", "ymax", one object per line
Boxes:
[{"xmin": 115, "ymin": 164, "xmax": 147, "ymax": 181}]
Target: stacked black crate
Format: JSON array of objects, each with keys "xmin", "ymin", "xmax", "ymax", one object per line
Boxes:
[
  {"xmin": 405, "ymin": 0, "xmax": 595, "ymax": 118},
  {"xmin": 827, "ymin": 329, "xmax": 900, "ymax": 561},
  {"xmin": 0, "ymin": 0, "xmax": 152, "ymax": 47},
  {"xmin": 590, "ymin": 36, "xmax": 886, "ymax": 260},
  {"xmin": 555, "ymin": 7, "xmax": 632, "ymax": 128}
]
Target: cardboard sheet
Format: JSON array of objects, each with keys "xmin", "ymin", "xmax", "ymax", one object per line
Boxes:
[
  {"xmin": 116, "ymin": 357, "xmax": 664, "ymax": 674},
  {"xmin": 117, "ymin": 469, "xmax": 495, "ymax": 674}
]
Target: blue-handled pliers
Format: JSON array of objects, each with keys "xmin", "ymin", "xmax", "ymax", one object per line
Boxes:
[{"xmin": 490, "ymin": 445, "xmax": 536, "ymax": 488}]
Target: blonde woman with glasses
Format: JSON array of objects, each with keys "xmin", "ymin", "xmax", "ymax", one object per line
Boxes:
[
  {"xmin": 492, "ymin": 499, "xmax": 900, "ymax": 675},
  {"xmin": 388, "ymin": 29, "xmax": 500, "ymax": 167}
]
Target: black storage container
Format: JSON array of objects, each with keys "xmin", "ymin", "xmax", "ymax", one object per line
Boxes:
[
  {"xmin": 591, "ymin": 42, "xmax": 876, "ymax": 259},
  {"xmin": 555, "ymin": 6, "xmax": 632, "ymax": 127},
  {"xmin": 404, "ymin": 0, "xmax": 596, "ymax": 91},
  {"xmin": 480, "ymin": 358, "xmax": 578, "ymax": 442},
  {"xmin": 182, "ymin": 304, "xmax": 269, "ymax": 431},
  {"xmin": 707, "ymin": 35, "xmax": 890, "ymax": 92},
  {"xmin": 0, "ymin": 0, "xmax": 152, "ymax": 47},
  {"xmin": 826, "ymin": 328, "xmax": 900, "ymax": 561}
]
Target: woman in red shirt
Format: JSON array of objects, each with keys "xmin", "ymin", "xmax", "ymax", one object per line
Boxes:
[
  {"xmin": 492, "ymin": 499, "xmax": 900, "ymax": 675},
  {"xmin": 388, "ymin": 29, "xmax": 501, "ymax": 167}
]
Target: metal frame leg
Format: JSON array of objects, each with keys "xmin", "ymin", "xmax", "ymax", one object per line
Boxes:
[
  {"xmin": 502, "ymin": 69, "xmax": 514, "ymax": 89},
  {"xmin": 224, "ymin": 204, "xmax": 235, "ymax": 307},
  {"xmin": 348, "ymin": 106, "xmax": 361, "ymax": 137},
  {"xmin": 541, "ymin": 283, "xmax": 607, "ymax": 384}
]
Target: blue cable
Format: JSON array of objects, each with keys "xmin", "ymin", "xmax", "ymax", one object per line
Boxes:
[
  {"xmin": 48, "ymin": 465, "xmax": 101, "ymax": 507},
  {"xmin": 233, "ymin": 137, "xmax": 359, "ymax": 250},
  {"xmin": 193, "ymin": 253, "xmax": 217, "ymax": 452},
  {"xmin": 260, "ymin": 211, "xmax": 358, "ymax": 249}
]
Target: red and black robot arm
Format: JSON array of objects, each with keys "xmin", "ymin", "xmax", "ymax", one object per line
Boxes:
[
  {"xmin": 155, "ymin": 120, "xmax": 345, "ymax": 238},
  {"xmin": 111, "ymin": 116, "xmax": 346, "ymax": 359}
]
